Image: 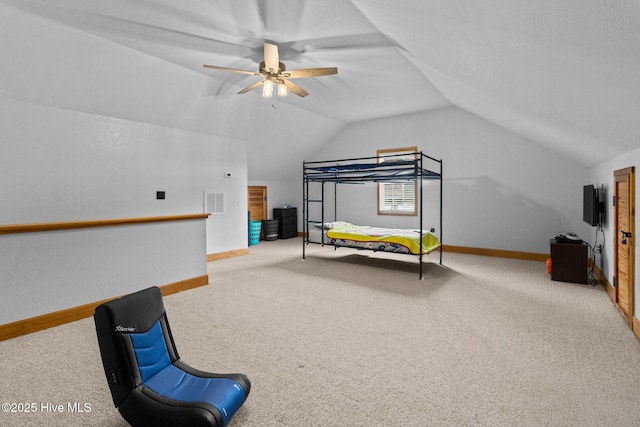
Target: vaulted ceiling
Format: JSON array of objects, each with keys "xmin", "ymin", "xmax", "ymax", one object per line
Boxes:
[{"xmin": 3, "ymin": 0, "xmax": 640, "ymax": 169}]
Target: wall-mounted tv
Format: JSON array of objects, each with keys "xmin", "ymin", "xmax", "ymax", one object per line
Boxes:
[{"xmin": 583, "ymin": 184, "xmax": 600, "ymax": 226}]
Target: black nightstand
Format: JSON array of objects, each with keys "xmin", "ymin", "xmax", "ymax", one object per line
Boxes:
[
  {"xmin": 550, "ymin": 239, "xmax": 588, "ymax": 284},
  {"xmin": 273, "ymin": 207, "xmax": 297, "ymax": 239}
]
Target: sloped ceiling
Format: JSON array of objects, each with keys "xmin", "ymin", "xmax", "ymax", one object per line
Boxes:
[
  {"xmin": 351, "ymin": 0, "xmax": 640, "ymax": 166},
  {"xmin": 2, "ymin": 0, "xmax": 639, "ymax": 167}
]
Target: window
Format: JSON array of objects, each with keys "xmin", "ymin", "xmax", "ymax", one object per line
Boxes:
[{"xmin": 377, "ymin": 147, "xmax": 417, "ymax": 216}]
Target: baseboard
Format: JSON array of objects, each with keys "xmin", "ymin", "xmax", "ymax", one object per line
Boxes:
[
  {"xmin": 591, "ymin": 262, "xmax": 615, "ymax": 301},
  {"xmin": 207, "ymin": 248, "xmax": 249, "ymax": 262},
  {"xmin": 590, "ymin": 263, "xmax": 640, "ymax": 342},
  {"xmin": 0, "ymin": 274, "xmax": 209, "ymax": 342},
  {"xmin": 160, "ymin": 275, "xmax": 209, "ymax": 296},
  {"xmin": 442, "ymin": 245, "xmax": 548, "ymax": 262}
]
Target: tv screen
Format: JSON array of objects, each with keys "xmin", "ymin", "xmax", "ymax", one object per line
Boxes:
[{"xmin": 583, "ymin": 184, "xmax": 598, "ymax": 226}]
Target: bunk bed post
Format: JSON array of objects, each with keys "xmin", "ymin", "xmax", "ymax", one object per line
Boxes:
[
  {"xmin": 439, "ymin": 159, "xmax": 443, "ymax": 265},
  {"xmin": 331, "ymin": 175, "xmax": 337, "ymax": 250},
  {"xmin": 419, "ymin": 151, "xmax": 423, "ymax": 280},
  {"xmin": 303, "ymin": 161, "xmax": 307, "ymax": 260},
  {"xmin": 334, "ymin": 180, "xmax": 337, "ymax": 223},
  {"xmin": 321, "ymin": 181, "xmax": 325, "ymax": 245}
]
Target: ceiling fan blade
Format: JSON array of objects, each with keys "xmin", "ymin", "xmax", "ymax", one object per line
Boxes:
[
  {"xmin": 283, "ymin": 79, "xmax": 309, "ymax": 98},
  {"xmin": 264, "ymin": 43, "xmax": 280, "ymax": 73},
  {"xmin": 237, "ymin": 80, "xmax": 265, "ymax": 95},
  {"xmin": 203, "ymin": 65, "xmax": 260, "ymax": 76},
  {"xmin": 284, "ymin": 67, "xmax": 338, "ymax": 79}
]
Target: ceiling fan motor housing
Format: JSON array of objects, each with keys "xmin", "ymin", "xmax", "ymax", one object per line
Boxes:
[{"xmin": 259, "ymin": 61, "xmax": 286, "ymax": 76}]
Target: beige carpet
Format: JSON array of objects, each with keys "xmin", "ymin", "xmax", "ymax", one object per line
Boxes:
[{"xmin": 1, "ymin": 238, "xmax": 640, "ymax": 426}]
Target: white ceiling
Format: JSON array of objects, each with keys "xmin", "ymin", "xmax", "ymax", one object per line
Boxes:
[{"xmin": 2, "ymin": 0, "xmax": 640, "ymax": 167}]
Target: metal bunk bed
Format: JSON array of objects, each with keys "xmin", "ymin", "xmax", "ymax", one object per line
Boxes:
[{"xmin": 302, "ymin": 151, "xmax": 443, "ymax": 279}]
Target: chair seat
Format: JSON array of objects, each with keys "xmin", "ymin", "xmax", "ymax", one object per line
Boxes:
[{"xmin": 144, "ymin": 364, "xmax": 247, "ymax": 426}]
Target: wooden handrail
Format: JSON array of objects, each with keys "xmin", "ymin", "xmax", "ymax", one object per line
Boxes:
[{"xmin": 0, "ymin": 214, "xmax": 210, "ymax": 235}]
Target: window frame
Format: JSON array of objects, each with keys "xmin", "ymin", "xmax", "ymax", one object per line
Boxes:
[{"xmin": 377, "ymin": 147, "xmax": 418, "ymax": 216}]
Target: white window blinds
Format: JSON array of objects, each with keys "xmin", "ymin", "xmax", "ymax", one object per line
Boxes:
[
  {"xmin": 379, "ymin": 182, "xmax": 415, "ymax": 214},
  {"xmin": 377, "ymin": 146, "xmax": 417, "ymax": 216}
]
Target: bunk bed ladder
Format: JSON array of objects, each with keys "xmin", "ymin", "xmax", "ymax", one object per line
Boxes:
[
  {"xmin": 303, "ymin": 163, "xmax": 328, "ymax": 260},
  {"xmin": 303, "ymin": 167, "xmax": 339, "ymax": 261}
]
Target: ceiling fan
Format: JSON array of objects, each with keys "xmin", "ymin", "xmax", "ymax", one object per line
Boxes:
[{"xmin": 203, "ymin": 42, "xmax": 338, "ymax": 98}]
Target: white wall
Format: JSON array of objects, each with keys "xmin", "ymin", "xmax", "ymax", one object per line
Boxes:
[
  {"xmin": 0, "ymin": 99, "xmax": 246, "ymax": 226},
  {"xmin": 0, "ymin": 98, "xmax": 247, "ymax": 324},
  {"xmin": 0, "ymin": 220, "xmax": 206, "ymax": 325},
  {"xmin": 303, "ymin": 107, "xmax": 590, "ymax": 254},
  {"xmin": 0, "ymin": 3, "xmax": 253, "ymax": 324},
  {"xmin": 590, "ymin": 150, "xmax": 638, "ymax": 319}
]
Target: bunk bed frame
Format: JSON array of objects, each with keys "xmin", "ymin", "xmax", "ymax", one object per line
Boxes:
[{"xmin": 302, "ymin": 151, "xmax": 443, "ymax": 279}]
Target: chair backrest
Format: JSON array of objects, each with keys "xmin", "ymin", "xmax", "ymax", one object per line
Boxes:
[{"xmin": 94, "ymin": 286, "xmax": 179, "ymax": 407}]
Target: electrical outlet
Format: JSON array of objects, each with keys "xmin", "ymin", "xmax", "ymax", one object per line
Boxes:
[{"xmin": 156, "ymin": 191, "xmax": 165, "ymax": 200}]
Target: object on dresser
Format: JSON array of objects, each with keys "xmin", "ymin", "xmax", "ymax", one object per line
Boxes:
[{"xmin": 554, "ymin": 232, "xmax": 583, "ymax": 244}]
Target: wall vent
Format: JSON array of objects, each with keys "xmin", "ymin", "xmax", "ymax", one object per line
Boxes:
[{"xmin": 204, "ymin": 192, "xmax": 224, "ymax": 215}]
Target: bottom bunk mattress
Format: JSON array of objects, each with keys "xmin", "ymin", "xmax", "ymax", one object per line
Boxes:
[{"xmin": 310, "ymin": 221, "xmax": 440, "ymax": 255}]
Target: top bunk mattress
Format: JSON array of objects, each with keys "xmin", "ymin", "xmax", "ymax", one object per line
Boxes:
[{"xmin": 312, "ymin": 222, "xmax": 441, "ymax": 255}]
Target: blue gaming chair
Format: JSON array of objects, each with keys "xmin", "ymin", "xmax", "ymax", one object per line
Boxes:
[{"xmin": 94, "ymin": 286, "xmax": 250, "ymax": 427}]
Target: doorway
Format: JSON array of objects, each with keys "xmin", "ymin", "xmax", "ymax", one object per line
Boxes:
[
  {"xmin": 614, "ymin": 167, "xmax": 635, "ymax": 328},
  {"xmin": 248, "ymin": 186, "xmax": 267, "ymax": 239}
]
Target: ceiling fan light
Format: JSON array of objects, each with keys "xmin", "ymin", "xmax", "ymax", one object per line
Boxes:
[
  {"xmin": 262, "ymin": 80, "xmax": 274, "ymax": 98},
  {"xmin": 277, "ymin": 82, "xmax": 288, "ymax": 97}
]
